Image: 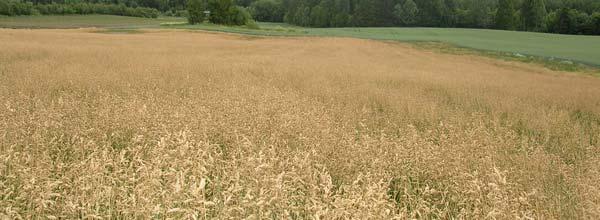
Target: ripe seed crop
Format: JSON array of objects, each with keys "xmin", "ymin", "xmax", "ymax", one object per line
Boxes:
[{"xmin": 1, "ymin": 29, "xmax": 599, "ymax": 219}]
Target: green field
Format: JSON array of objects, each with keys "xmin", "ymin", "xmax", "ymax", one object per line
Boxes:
[
  {"xmin": 319, "ymin": 28, "xmax": 600, "ymax": 66},
  {"xmin": 174, "ymin": 22, "xmax": 600, "ymax": 67},
  {"xmin": 0, "ymin": 15, "xmax": 184, "ymax": 29},
  {"xmin": 2, "ymin": 15, "xmax": 600, "ymax": 66}
]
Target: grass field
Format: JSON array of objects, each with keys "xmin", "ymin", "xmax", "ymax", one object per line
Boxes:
[
  {"xmin": 1, "ymin": 28, "xmax": 600, "ymax": 219},
  {"xmin": 173, "ymin": 22, "xmax": 600, "ymax": 67},
  {"xmin": 0, "ymin": 15, "xmax": 184, "ymax": 29}
]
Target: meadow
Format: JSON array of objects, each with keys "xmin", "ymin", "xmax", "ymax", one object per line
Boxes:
[
  {"xmin": 1, "ymin": 27, "xmax": 599, "ymax": 219},
  {"xmin": 0, "ymin": 15, "xmax": 183, "ymax": 29},
  {"xmin": 2, "ymin": 15, "xmax": 600, "ymax": 67},
  {"xmin": 172, "ymin": 22, "xmax": 600, "ymax": 67}
]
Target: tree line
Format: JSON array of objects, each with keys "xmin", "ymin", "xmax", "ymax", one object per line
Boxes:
[
  {"xmin": 246, "ymin": 0, "xmax": 600, "ymax": 35},
  {"xmin": 0, "ymin": 0, "xmax": 160, "ymax": 17},
  {"xmin": 2, "ymin": 0, "xmax": 600, "ymax": 35},
  {"xmin": 187, "ymin": 0, "xmax": 252, "ymax": 25}
]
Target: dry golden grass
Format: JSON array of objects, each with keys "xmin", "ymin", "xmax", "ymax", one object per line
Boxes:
[{"xmin": 1, "ymin": 28, "xmax": 599, "ymax": 219}]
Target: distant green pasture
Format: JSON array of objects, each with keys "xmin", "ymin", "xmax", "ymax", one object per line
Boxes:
[
  {"xmin": 0, "ymin": 15, "xmax": 183, "ymax": 29},
  {"xmin": 173, "ymin": 22, "xmax": 600, "ymax": 67}
]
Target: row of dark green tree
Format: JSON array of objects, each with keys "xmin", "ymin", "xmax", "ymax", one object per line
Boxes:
[
  {"xmin": 0, "ymin": 0, "xmax": 160, "ymax": 17},
  {"xmin": 3, "ymin": 0, "xmax": 600, "ymax": 35},
  {"xmin": 243, "ymin": 0, "xmax": 600, "ymax": 35},
  {"xmin": 19, "ymin": 0, "xmax": 187, "ymax": 12},
  {"xmin": 187, "ymin": 0, "xmax": 251, "ymax": 25}
]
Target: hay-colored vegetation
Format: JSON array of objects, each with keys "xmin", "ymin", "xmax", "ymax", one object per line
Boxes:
[
  {"xmin": 1, "ymin": 28, "xmax": 599, "ymax": 219},
  {"xmin": 169, "ymin": 22, "xmax": 600, "ymax": 67}
]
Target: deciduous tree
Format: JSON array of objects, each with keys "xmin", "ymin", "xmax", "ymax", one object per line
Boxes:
[
  {"xmin": 495, "ymin": 0, "xmax": 517, "ymax": 30},
  {"xmin": 521, "ymin": 0, "xmax": 547, "ymax": 31},
  {"xmin": 394, "ymin": 0, "xmax": 419, "ymax": 26},
  {"xmin": 187, "ymin": 0, "xmax": 205, "ymax": 24}
]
